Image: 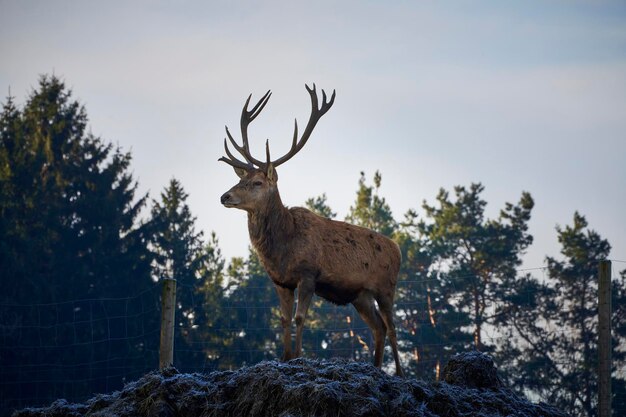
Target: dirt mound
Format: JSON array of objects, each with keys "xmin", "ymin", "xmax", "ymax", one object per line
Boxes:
[
  {"xmin": 14, "ymin": 353, "xmax": 565, "ymax": 417},
  {"xmin": 442, "ymin": 351, "xmax": 503, "ymax": 389}
]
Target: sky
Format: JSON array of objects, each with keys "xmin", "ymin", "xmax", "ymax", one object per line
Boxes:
[{"xmin": 1, "ymin": 0, "xmax": 625, "ymax": 272}]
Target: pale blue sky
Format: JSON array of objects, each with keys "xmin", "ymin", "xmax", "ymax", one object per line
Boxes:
[{"xmin": 2, "ymin": 0, "xmax": 625, "ymax": 270}]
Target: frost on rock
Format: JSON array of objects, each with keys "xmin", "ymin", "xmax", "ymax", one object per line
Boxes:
[{"xmin": 14, "ymin": 354, "xmax": 566, "ymax": 417}]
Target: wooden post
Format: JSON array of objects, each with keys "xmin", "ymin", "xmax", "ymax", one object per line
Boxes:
[
  {"xmin": 159, "ymin": 278, "xmax": 176, "ymax": 370},
  {"xmin": 598, "ymin": 260, "xmax": 612, "ymax": 417}
]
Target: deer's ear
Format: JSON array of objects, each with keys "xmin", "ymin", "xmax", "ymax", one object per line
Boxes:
[
  {"xmin": 266, "ymin": 163, "xmax": 277, "ymax": 183},
  {"xmin": 233, "ymin": 166, "xmax": 247, "ymax": 179}
]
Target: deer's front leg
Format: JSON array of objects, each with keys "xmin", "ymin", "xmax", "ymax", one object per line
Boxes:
[
  {"xmin": 294, "ymin": 278, "xmax": 315, "ymax": 358},
  {"xmin": 274, "ymin": 284, "xmax": 294, "ymax": 361}
]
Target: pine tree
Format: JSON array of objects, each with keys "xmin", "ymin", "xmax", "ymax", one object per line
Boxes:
[
  {"xmin": 0, "ymin": 76, "xmax": 155, "ymax": 410},
  {"xmin": 305, "ymin": 193, "xmax": 336, "ymax": 219},
  {"xmin": 420, "ymin": 183, "xmax": 534, "ymax": 351},
  {"xmin": 346, "ymin": 171, "xmax": 396, "ymax": 236},
  {"xmin": 496, "ymin": 212, "xmax": 626, "ymax": 417},
  {"xmin": 219, "ymin": 249, "xmax": 280, "ymax": 368},
  {"xmin": 186, "ymin": 232, "xmax": 227, "ymax": 370},
  {"xmin": 150, "ymin": 178, "xmax": 217, "ymax": 371},
  {"xmin": 1, "ymin": 76, "xmax": 152, "ymax": 299},
  {"xmin": 394, "ymin": 210, "xmax": 473, "ymax": 379}
]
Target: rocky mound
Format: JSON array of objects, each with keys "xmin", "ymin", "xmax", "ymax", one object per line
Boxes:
[{"xmin": 14, "ymin": 352, "xmax": 565, "ymax": 417}]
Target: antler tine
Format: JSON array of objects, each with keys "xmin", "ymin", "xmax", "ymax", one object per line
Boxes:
[
  {"xmin": 320, "ymin": 88, "xmax": 336, "ymax": 115},
  {"xmin": 219, "ymin": 138, "xmax": 254, "ymax": 170},
  {"xmin": 223, "ymin": 137, "xmax": 250, "ymax": 167},
  {"xmin": 306, "ymin": 83, "xmax": 319, "ymax": 113},
  {"xmin": 238, "ymin": 90, "xmax": 271, "ymax": 168},
  {"xmin": 218, "ymin": 156, "xmax": 253, "ymax": 170},
  {"xmin": 291, "ymin": 118, "xmax": 298, "ymax": 150},
  {"xmin": 270, "ymin": 84, "xmax": 336, "ymax": 168},
  {"xmin": 246, "ymin": 90, "xmax": 272, "ymax": 123},
  {"xmin": 225, "ymin": 125, "xmax": 260, "ymax": 166}
]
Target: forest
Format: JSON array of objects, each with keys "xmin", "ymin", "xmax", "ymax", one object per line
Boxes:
[{"xmin": 1, "ymin": 76, "xmax": 625, "ymax": 417}]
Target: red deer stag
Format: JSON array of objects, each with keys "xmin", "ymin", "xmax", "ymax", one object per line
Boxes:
[{"xmin": 219, "ymin": 84, "xmax": 404, "ymax": 376}]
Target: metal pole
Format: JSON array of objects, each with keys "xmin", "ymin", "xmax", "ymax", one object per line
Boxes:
[
  {"xmin": 598, "ymin": 260, "xmax": 612, "ymax": 417},
  {"xmin": 159, "ymin": 278, "xmax": 176, "ymax": 370}
]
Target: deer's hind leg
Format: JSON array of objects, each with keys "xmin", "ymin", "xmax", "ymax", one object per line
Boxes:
[
  {"xmin": 376, "ymin": 294, "xmax": 404, "ymax": 377},
  {"xmin": 352, "ymin": 291, "xmax": 387, "ymax": 368},
  {"xmin": 274, "ymin": 284, "xmax": 294, "ymax": 361}
]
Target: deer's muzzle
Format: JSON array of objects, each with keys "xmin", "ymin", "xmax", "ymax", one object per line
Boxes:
[{"xmin": 220, "ymin": 192, "xmax": 239, "ymax": 207}]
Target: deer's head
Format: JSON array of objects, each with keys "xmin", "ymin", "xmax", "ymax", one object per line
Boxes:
[{"xmin": 219, "ymin": 84, "xmax": 335, "ymax": 212}]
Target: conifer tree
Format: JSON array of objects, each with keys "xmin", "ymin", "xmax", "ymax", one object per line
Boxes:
[
  {"xmin": 394, "ymin": 210, "xmax": 472, "ymax": 379},
  {"xmin": 1, "ymin": 77, "xmax": 152, "ymax": 299},
  {"xmin": 186, "ymin": 231, "xmax": 227, "ymax": 370},
  {"xmin": 219, "ymin": 249, "xmax": 280, "ymax": 368},
  {"xmin": 305, "ymin": 193, "xmax": 336, "ymax": 219},
  {"xmin": 346, "ymin": 171, "xmax": 396, "ymax": 236},
  {"xmin": 420, "ymin": 183, "xmax": 534, "ymax": 351},
  {"xmin": 496, "ymin": 213, "xmax": 626, "ymax": 417},
  {"xmin": 150, "ymin": 178, "xmax": 222, "ymax": 370},
  {"xmin": 0, "ymin": 76, "xmax": 155, "ymax": 410}
]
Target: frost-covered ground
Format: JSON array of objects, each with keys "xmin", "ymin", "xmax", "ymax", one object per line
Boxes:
[{"xmin": 14, "ymin": 352, "xmax": 566, "ymax": 417}]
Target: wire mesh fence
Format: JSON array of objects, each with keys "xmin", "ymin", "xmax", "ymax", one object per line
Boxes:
[
  {"xmin": 0, "ymin": 286, "xmax": 161, "ymax": 416},
  {"xmin": 0, "ymin": 262, "xmax": 624, "ymax": 417}
]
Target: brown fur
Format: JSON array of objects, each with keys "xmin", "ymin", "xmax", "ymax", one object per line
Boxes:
[{"xmin": 221, "ymin": 170, "xmax": 404, "ymax": 376}]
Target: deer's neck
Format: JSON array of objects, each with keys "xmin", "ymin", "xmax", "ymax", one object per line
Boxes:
[{"xmin": 247, "ymin": 190, "xmax": 294, "ymax": 261}]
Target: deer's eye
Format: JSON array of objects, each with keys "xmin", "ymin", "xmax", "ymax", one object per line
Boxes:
[{"xmin": 253, "ymin": 181, "xmax": 263, "ymax": 187}]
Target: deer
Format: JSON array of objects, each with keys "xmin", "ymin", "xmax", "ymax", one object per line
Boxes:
[{"xmin": 218, "ymin": 84, "xmax": 404, "ymax": 376}]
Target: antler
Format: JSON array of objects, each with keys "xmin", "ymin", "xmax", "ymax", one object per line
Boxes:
[
  {"xmin": 271, "ymin": 84, "xmax": 335, "ymax": 168},
  {"xmin": 219, "ymin": 84, "xmax": 335, "ymax": 172},
  {"xmin": 219, "ymin": 90, "xmax": 272, "ymax": 170}
]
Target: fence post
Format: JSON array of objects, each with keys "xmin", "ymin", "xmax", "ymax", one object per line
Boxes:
[
  {"xmin": 598, "ymin": 260, "xmax": 612, "ymax": 417},
  {"xmin": 159, "ymin": 278, "xmax": 176, "ymax": 370}
]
